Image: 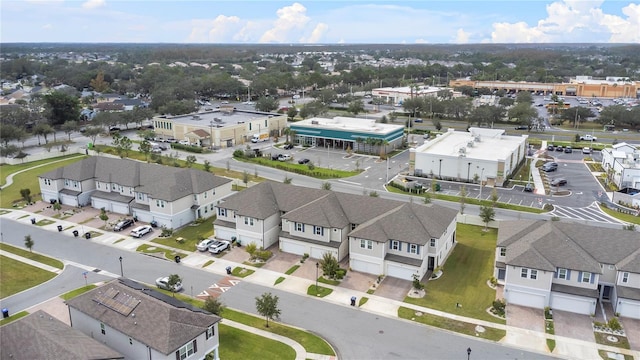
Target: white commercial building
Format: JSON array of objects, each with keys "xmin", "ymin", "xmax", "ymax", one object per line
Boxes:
[
  {"xmin": 372, "ymin": 85, "xmax": 442, "ymax": 105},
  {"xmin": 601, "ymin": 142, "xmax": 640, "ymax": 191},
  {"xmin": 409, "ymin": 128, "xmax": 529, "ymax": 187}
]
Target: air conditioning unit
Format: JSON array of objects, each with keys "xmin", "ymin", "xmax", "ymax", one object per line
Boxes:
[
  {"xmin": 214, "ymin": 118, "xmax": 222, "ymax": 122},
  {"xmin": 311, "ymin": 120, "xmax": 319, "ymax": 125},
  {"xmin": 192, "ymin": 115, "xmax": 200, "ymax": 120},
  {"xmin": 467, "ymin": 141, "xmax": 474, "ymax": 147},
  {"xmin": 459, "ymin": 147, "xmax": 466, "ymax": 154},
  {"xmin": 474, "ymin": 135, "xmax": 481, "ymax": 142}
]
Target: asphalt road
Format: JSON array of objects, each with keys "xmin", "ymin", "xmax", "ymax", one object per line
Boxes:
[{"xmin": 0, "ymin": 218, "xmax": 555, "ymax": 359}]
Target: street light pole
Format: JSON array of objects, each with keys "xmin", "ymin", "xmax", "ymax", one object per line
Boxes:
[
  {"xmin": 315, "ymin": 262, "xmax": 319, "ymax": 292},
  {"xmin": 479, "ymin": 168, "xmax": 485, "ymax": 199},
  {"xmin": 118, "ymin": 256, "xmax": 123, "ymax": 277},
  {"xmin": 467, "ymin": 347, "xmax": 472, "ymax": 360},
  {"xmin": 438, "ymin": 159, "xmax": 442, "ymax": 179}
]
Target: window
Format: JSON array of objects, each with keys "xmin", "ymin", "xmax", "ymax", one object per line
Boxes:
[
  {"xmin": 44, "ymin": 179, "xmax": 51, "ymax": 185},
  {"xmin": 622, "ymin": 272, "xmax": 629, "ymax": 283},
  {"xmin": 65, "ymin": 180, "xmax": 69, "ymax": 186},
  {"xmin": 75, "ymin": 181, "xmax": 79, "ymax": 188},
  {"xmin": 391, "ymin": 240, "xmax": 400, "ymax": 251},
  {"xmin": 156, "ymin": 200, "xmax": 165, "ymax": 208},
  {"xmin": 137, "ymin": 193, "xmax": 143, "ymax": 200},
  {"xmin": 360, "ymin": 239, "xmax": 372, "ymax": 250},
  {"xmin": 530, "ymin": 270, "xmax": 537, "ymax": 280},
  {"xmin": 408, "ymin": 244, "xmax": 418, "ymax": 254},
  {"xmin": 500, "ymin": 247, "xmax": 506, "ymax": 257},
  {"xmin": 96, "ymin": 182, "xmax": 100, "ymax": 188},
  {"xmin": 295, "ymin": 223, "xmax": 304, "ymax": 232},
  {"xmin": 429, "ymin": 239, "xmax": 436, "ymax": 247},
  {"xmin": 100, "ymin": 323, "xmax": 105, "ymax": 335},
  {"xmin": 218, "ymin": 208, "xmax": 226, "ymax": 217},
  {"xmin": 313, "ymin": 226, "xmax": 323, "ymax": 236},
  {"xmin": 351, "ymin": 224, "xmax": 357, "ymax": 230},
  {"xmin": 206, "ymin": 325, "xmax": 215, "ymax": 339},
  {"xmin": 176, "ymin": 340, "xmax": 197, "ymax": 360},
  {"xmin": 244, "ymin": 217, "xmax": 254, "ymax": 226},
  {"xmin": 521, "ymin": 268, "xmax": 528, "ymax": 278},
  {"xmin": 557, "ymin": 268, "xmax": 567, "ymax": 280},
  {"xmin": 194, "ymin": 195, "xmax": 198, "ymax": 201},
  {"xmin": 581, "ymin": 272, "xmax": 591, "ymax": 283},
  {"xmin": 129, "ymin": 337, "xmax": 133, "ymax": 345},
  {"xmin": 204, "ymin": 191, "xmax": 207, "ymax": 199}
]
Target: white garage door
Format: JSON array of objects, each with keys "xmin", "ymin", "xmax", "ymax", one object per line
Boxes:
[
  {"xmin": 281, "ymin": 240, "xmax": 306, "ymax": 256},
  {"xmin": 112, "ymin": 203, "xmax": 130, "ymax": 215},
  {"xmin": 386, "ymin": 263, "xmax": 417, "ymax": 280},
  {"xmin": 311, "ymin": 247, "xmax": 330, "ymax": 260},
  {"xmin": 60, "ymin": 194, "xmax": 78, "ymax": 207},
  {"xmin": 215, "ymin": 228, "xmax": 236, "ymax": 241},
  {"xmin": 550, "ymin": 293, "xmax": 593, "ymax": 315},
  {"xmin": 507, "ymin": 289, "xmax": 546, "ymax": 309},
  {"xmin": 351, "ymin": 259, "xmax": 382, "ymax": 275},
  {"xmin": 616, "ymin": 300, "xmax": 640, "ymax": 320},
  {"xmin": 92, "ymin": 198, "xmax": 110, "ymax": 212}
]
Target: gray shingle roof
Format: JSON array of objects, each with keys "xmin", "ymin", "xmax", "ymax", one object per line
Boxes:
[
  {"xmin": 66, "ymin": 279, "xmax": 220, "ymax": 355},
  {"xmin": 499, "ymin": 220, "xmax": 640, "ymax": 273},
  {"xmin": 0, "ymin": 310, "xmax": 124, "ymax": 360},
  {"xmin": 218, "ymin": 181, "xmax": 458, "ymax": 245},
  {"xmin": 40, "ymin": 157, "xmax": 231, "ymax": 202}
]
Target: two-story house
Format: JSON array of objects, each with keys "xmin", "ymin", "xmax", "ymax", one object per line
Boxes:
[
  {"xmin": 214, "ymin": 181, "xmax": 459, "ymax": 280},
  {"xmin": 495, "ymin": 220, "xmax": 640, "ymax": 319},
  {"xmin": 1, "ymin": 310, "xmax": 124, "ymax": 360},
  {"xmin": 39, "ymin": 157, "xmax": 232, "ymax": 229},
  {"xmin": 66, "ymin": 278, "xmax": 221, "ymax": 360}
]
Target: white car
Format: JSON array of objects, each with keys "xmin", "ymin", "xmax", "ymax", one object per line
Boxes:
[
  {"xmin": 155, "ymin": 276, "xmax": 182, "ymax": 292},
  {"xmin": 130, "ymin": 225, "xmax": 152, "ymax": 238},
  {"xmin": 582, "ymin": 147, "xmax": 592, "ymax": 154},
  {"xmin": 208, "ymin": 240, "xmax": 230, "ymax": 254},
  {"xmin": 178, "ymin": 140, "xmax": 191, "ymax": 146},
  {"xmin": 196, "ymin": 239, "xmax": 216, "ymax": 252}
]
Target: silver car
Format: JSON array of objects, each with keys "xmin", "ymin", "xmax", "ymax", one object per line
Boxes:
[
  {"xmin": 208, "ymin": 240, "xmax": 230, "ymax": 254},
  {"xmin": 155, "ymin": 276, "xmax": 182, "ymax": 292},
  {"xmin": 196, "ymin": 239, "xmax": 216, "ymax": 252}
]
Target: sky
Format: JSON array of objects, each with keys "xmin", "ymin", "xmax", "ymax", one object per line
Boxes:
[{"xmin": 1, "ymin": 0, "xmax": 639, "ymax": 44}]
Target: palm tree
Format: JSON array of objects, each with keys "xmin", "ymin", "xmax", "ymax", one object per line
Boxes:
[{"xmin": 355, "ymin": 137, "xmax": 363, "ymax": 153}]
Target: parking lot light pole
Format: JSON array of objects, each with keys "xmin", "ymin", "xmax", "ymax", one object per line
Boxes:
[
  {"xmin": 479, "ymin": 168, "xmax": 485, "ymax": 199},
  {"xmin": 119, "ymin": 256, "xmax": 123, "ymax": 277}
]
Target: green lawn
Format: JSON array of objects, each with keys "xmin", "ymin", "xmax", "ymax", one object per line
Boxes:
[
  {"xmin": 223, "ymin": 308, "xmax": 335, "ymax": 356},
  {"xmin": 398, "ymin": 307, "xmax": 506, "ymax": 341},
  {"xmin": 0, "ymin": 255, "xmax": 57, "ymax": 298},
  {"xmin": 151, "ymin": 219, "xmax": 215, "ymax": 251},
  {"xmin": 0, "ymin": 243, "xmax": 64, "ymax": 269},
  {"xmin": 219, "ymin": 323, "xmax": 296, "ymax": 360},
  {"xmin": 307, "ymin": 285, "xmax": 333, "ymax": 298},
  {"xmin": 60, "ymin": 285, "xmax": 97, "ymax": 301},
  {"xmin": 136, "ymin": 244, "xmax": 188, "ymax": 261},
  {"xmin": 0, "ymin": 154, "xmax": 84, "ymax": 187},
  {"xmin": 405, "ymin": 224, "xmax": 504, "ymax": 324},
  {"xmin": 235, "ymin": 156, "xmax": 362, "ymax": 179},
  {"xmin": 599, "ymin": 205, "xmax": 640, "ymax": 225},
  {"xmin": 0, "ymin": 155, "xmax": 87, "ymax": 208}
]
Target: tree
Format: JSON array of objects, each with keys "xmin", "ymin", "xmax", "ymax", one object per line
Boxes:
[
  {"xmin": 423, "ymin": 192, "xmax": 432, "ymax": 204},
  {"xmin": 203, "ymin": 160, "xmax": 211, "ymax": 173},
  {"xmin": 202, "ymin": 296, "xmax": 225, "ymax": 316},
  {"xmin": 89, "ymin": 71, "xmax": 110, "ymax": 92},
  {"xmin": 112, "ymin": 133, "xmax": 132, "ymax": 158},
  {"xmin": 185, "ymin": 155, "xmax": 197, "ymax": 168},
  {"xmin": 479, "ymin": 205, "xmax": 496, "ymax": 231},
  {"xmin": 242, "ymin": 170, "xmax": 250, "ymax": 187},
  {"xmin": 321, "ymin": 182, "xmax": 331, "ymax": 190},
  {"xmin": 286, "ymin": 107, "xmax": 298, "ymax": 121},
  {"xmin": 44, "ymin": 91, "xmax": 80, "ymax": 126},
  {"xmin": 139, "ymin": 140, "xmax": 151, "ymax": 161},
  {"xmin": 167, "ymin": 274, "xmax": 182, "ymax": 297},
  {"xmin": 61, "ymin": 121, "xmax": 79, "ymax": 140},
  {"xmin": 53, "ymin": 201, "xmax": 62, "ymax": 213},
  {"xmin": 412, "ymin": 273, "xmax": 424, "ymax": 291},
  {"xmin": 459, "ymin": 186, "xmax": 467, "ymax": 215},
  {"xmin": 347, "ymin": 100, "xmax": 365, "ymax": 115},
  {"xmin": 490, "ymin": 188, "xmax": 499, "ymax": 207},
  {"xmin": 20, "ymin": 188, "xmax": 32, "ymax": 204},
  {"xmin": 84, "ymin": 126, "xmax": 102, "ymax": 146},
  {"xmin": 255, "ymin": 292, "xmax": 281, "ymax": 327},
  {"xmin": 255, "ymin": 96, "xmax": 279, "ymax": 112},
  {"xmin": 33, "ymin": 123, "xmax": 54, "ymax": 145},
  {"xmin": 99, "ymin": 207, "xmax": 109, "ymax": 227},
  {"xmin": 319, "ymin": 252, "xmax": 340, "ymax": 279},
  {"xmin": 24, "ymin": 235, "xmax": 34, "ymax": 253}
]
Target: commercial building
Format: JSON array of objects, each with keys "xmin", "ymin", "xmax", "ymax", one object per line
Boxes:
[
  {"xmin": 290, "ymin": 116, "xmax": 404, "ymax": 154},
  {"xmin": 372, "ymin": 85, "xmax": 442, "ymax": 105},
  {"xmin": 449, "ymin": 76, "xmax": 640, "ymax": 99},
  {"xmin": 153, "ymin": 107, "xmax": 287, "ymax": 148},
  {"xmin": 409, "ymin": 128, "xmax": 528, "ymax": 187}
]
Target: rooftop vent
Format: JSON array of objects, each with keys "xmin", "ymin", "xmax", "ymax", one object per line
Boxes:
[
  {"xmin": 311, "ymin": 120, "xmax": 319, "ymax": 125},
  {"xmin": 459, "ymin": 147, "xmax": 466, "ymax": 154},
  {"xmin": 467, "ymin": 141, "xmax": 474, "ymax": 147},
  {"xmin": 474, "ymin": 135, "xmax": 481, "ymax": 142},
  {"xmin": 214, "ymin": 118, "xmax": 222, "ymax": 122},
  {"xmin": 192, "ymin": 115, "xmax": 200, "ymax": 120}
]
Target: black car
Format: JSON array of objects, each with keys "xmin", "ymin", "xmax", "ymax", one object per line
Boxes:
[
  {"xmin": 555, "ymin": 145, "xmax": 564, "ymax": 152},
  {"xmin": 298, "ymin": 158, "xmax": 310, "ymax": 164},
  {"xmin": 114, "ymin": 218, "xmax": 134, "ymax": 231},
  {"xmin": 547, "ymin": 145, "xmax": 555, "ymax": 151},
  {"xmin": 564, "ymin": 146, "xmax": 573, "ymax": 153},
  {"xmin": 283, "ymin": 143, "xmax": 294, "ymax": 150},
  {"xmin": 524, "ymin": 183, "xmax": 534, "ymax": 192},
  {"xmin": 541, "ymin": 162, "xmax": 558, "ymax": 172},
  {"xmin": 514, "ymin": 125, "xmax": 528, "ymax": 130}
]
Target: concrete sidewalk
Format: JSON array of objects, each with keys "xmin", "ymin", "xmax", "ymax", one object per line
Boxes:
[{"xmin": 2, "ymin": 208, "xmax": 639, "ymax": 360}]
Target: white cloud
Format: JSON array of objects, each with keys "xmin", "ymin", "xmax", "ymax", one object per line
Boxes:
[
  {"xmin": 302, "ymin": 23, "xmax": 328, "ymax": 43},
  {"xmin": 489, "ymin": 0, "xmax": 639, "ymax": 43},
  {"xmin": 186, "ymin": 15, "xmax": 243, "ymax": 43},
  {"xmin": 259, "ymin": 2, "xmax": 310, "ymax": 43},
  {"xmin": 82, "ymin": 0, "xmax": 106, "ymax": 10},
  {"xmin": 454, "ymin": 28, "xmax": 471, "ymax": 44},
  {"xmin": 42, "ymin": 24, "xmax": 53, "ymax": 30}
]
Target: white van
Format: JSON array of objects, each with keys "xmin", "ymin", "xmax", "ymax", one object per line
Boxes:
[{"xmin": 130, "ymin": 225, "xmax": 153, "ymax": 238}]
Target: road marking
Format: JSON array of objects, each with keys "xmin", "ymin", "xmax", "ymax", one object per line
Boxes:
[{"xmin": 338, "ymin": 179, "xmax": 361, "ymax": 186}]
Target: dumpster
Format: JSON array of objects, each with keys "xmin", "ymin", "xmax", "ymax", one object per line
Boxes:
[
  {"xmin": 30, "ymin": 218, "xmax": 36, "ymax": 224},
  {"xmin": 226, "ymin": 266, "xmax": 232, "ymax": 275},
  {"xmin": 435, "ymin": 183, "xmax": 441, "ymax": 192},
  {"xmin": 2, "ymin": 308, "xmax": 9, "ymax": 318},
  {"xmin": 174, "ymin": 255, "xmax": 181, "ymax": 263},
  {"xmin": 84, "ymin": 232, "xmax": 91, "ymax": 239},
  {"xmin": 73, "ymin": 230, "xmax": 79, "ymax": 237},
  {"xmin": 57, "ymin": 225, "xmax": 63, "ymax": 232}
]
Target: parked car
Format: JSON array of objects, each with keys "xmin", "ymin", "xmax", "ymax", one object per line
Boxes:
[
  {"xmin": 196, "ymin": 239, "xmax": 216, "ymax": 252},
  {"xmin": 283, "ymin": 143, "xmax": 294, "ymax": 150},
  {"xmin": 155, "ymin": 276, "xmax": 182, "ymax": 292},
  {"xmin": 555, "ymin": 145, "xmax": 564, "ymax": 152},
  {"xmin": 550, "ymin": 178, "xmax": 567, "ymax": 186},
  {"xmin": 178, "ymin": 140, "xmax": 191, "ymax": 146},
  {"xmin": 524, "ymin": 183, "xmax": 534, "ymax": 192},
  {"xmin": 547, "ymin": 145, "xmax": 555, "ymax": 151},
  {"xmin": 414, "ymin": 118, "xmax": 423, "ymax": 123},
  {"xmin": 130, "ymin": 225, "xmax": 153, "ymax": 238},
  {"xmin": 298, "ymin": 158, "xmax": 310, "ymax": 164},
  {"xmin": 208, "ymin": 240, "xmax": 230, "ymax": 254},
  {"xmin": 582, "ymin": 147, "xmax": 592, "ymax": 154},
  {"xmin": 277, "ymin": 154, "xmax": 292, "ymax": 161},
  {"xmin": 564, "ymin": 146, "xmax": 573, "ymax": 153},
  {"xmin": 114, "ymin": 219, "xmax": 134, "ymax": 231},
  {"xmin": 514, "ymin": 125, "xmax": 528, "ymax": 130},
  {"xmin": 541, "ymin": 162, "xmax": 558, "ymax": 172}
]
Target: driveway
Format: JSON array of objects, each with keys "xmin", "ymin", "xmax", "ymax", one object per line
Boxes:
[
  {"xmin": 621, "ymin": 318, "xmax": 640, "ymax": 351},
  {"xmin": 261, "ymin": 249, "xmax": 300, "ymax": 273},
  {"xmin": 375, "ymin": 276, "xmax": 412, "ymax": 301},
  {"xmin": 553, "ymin": 310, "xmax": 594, "ymax": 341},
  {"xmin": 506, "ymin": 305, "xmax": 544, "ymax": 332},
  {"xmin": 339, "ymin": 269, "xmax": 376, "ymax": 292}
]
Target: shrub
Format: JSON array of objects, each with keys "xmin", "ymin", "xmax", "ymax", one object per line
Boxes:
[
  {"xmin": 492, "ymin": 299, "xmax": 506, "ymax": 316},
  {"xmin": 608, "ymin": 317, "xmax": 622, "ymax": 331},
  {"xmin": 160, "ymin": 227, "xmax": 173, "ymax": 237},
  {"xmin": 544, "ymin": 307, "xmax": 553, "ymax": 320},
  {"xmin": 490, "ymin": 276, "xmax": 498, "ymax": 287},
  {"xmin": 233, "ymin": 149, "xmax": 245, "ymax": 158},
  {"xmin": 335, "ymin": 268, "xmax": 346, "ymax": 280},
  {"xmin": 256, "ymin": 249, "xmax": 272, "ymax": 262},
  {"xmin": 245, "ymin": 243, "xmax": 257, "ymax": 259},
  {"xmin": 412, "ymin": 274, "xmax": 424, "ymax": 291},
  {"xmin": 300, "ymin": 253, "xmax": 309, "ymax": 263}
]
